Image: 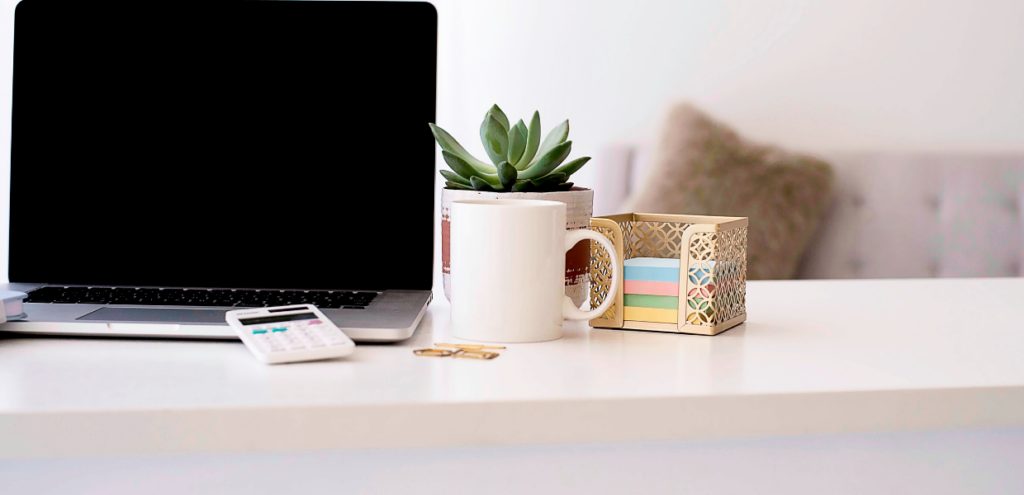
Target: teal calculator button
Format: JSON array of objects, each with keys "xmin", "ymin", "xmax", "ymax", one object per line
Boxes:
[
  {"xmin": 252, "ymin": 329, "xmax": 267, "ymax": 334},
  {"xmin": 272, "ymin": 327, "xmax": 287, "ymax": 332}
]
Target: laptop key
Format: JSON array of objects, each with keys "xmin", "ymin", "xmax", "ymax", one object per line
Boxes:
[{"xmin": 22, "ymin": 286, "xmax": 378, "ymax": 308}]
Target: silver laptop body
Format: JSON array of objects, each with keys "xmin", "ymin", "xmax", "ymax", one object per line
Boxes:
[{"xmin": 0, "ymin": 0, "xmax": 438, "ymax": 342}]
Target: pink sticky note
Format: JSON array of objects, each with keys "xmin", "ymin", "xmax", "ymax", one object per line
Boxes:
[{"xmin": 623, "ymin": 280, "xmax": 679, "ymax": 296}]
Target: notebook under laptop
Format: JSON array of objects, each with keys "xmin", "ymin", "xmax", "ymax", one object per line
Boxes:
[{"xmin": 0, "ymin": 0, "xmax": 438, "ymax": 342}]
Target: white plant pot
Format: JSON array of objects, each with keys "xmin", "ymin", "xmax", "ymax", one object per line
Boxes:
[{"xmin": 441, "ymin": 187, "xmax": 595, "ymax": 307}]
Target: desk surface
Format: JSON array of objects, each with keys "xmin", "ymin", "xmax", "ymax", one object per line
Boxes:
[{"xmin": 2, "ymin": 278, "xmax": 1023, "ymax": 458}]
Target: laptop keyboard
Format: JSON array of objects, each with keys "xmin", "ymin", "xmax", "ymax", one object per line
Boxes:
[{"xmin": 23, "ymin": 286, "xmax": 379, "ymax": 309}]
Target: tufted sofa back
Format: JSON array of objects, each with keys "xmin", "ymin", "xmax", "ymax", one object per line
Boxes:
[{"xmin": 594, "ymin": 146, "xmax": 1024, "ymax": 279}]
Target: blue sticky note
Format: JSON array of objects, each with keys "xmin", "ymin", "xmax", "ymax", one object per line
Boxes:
[{"xmin": 624, "ymin": 257, "xmax": 681, "ymax": 282}]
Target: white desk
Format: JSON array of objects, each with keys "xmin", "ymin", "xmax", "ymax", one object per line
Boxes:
[{"xmin": 2, "ymin": 278, "xmax": 1023, "ymax": 459}]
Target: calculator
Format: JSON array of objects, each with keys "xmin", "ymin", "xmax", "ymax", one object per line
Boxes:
[{"xmin": 226, "ymin": 305, "xmax": 355, "ymax": 364}]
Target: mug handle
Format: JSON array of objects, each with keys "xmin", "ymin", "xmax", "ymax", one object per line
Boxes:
[{"xmin": 562, "ymin": 229, "xmax": 620, "ymax": 321}]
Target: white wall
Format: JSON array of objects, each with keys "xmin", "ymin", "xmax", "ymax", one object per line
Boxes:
[
  {"xmin": 439, "ymin": 0, "xmax": 1024, "ymax": 183},
  {"xmin": 3, "ymin": 0, "xmax": 1024, "ymax": 283}
]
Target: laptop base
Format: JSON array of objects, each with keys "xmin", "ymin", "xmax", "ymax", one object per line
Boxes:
[{"xmin": 0, "ymin": 285, "xmax": 430, "ymax": 343}]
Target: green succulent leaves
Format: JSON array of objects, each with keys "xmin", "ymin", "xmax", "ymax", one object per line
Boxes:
[
  {"xmin": 551, "ymin": 156, "xmax": 591, "ymax": 177},
  {"xmin": 485, "ymin": 104, "xmax": 510, "ymax": 133},
  {"xmin": 439, "ymin": 169, "xmax": 470, "ymax": 186},
  {"xmin": 442, "ymin": 151, "xmax": 500, "ymax": 187},
  {"xmin": 516, "ymin": 111, "xmax": 542, "ymax": 171},
  {"xmin": 469, "ymin": 176, "xmax": 495, "ymax": 191},
  {"xmin": 508, "ymin": 120, "xmax": 527, "ymax": 166},
  {"xmin": 533, "ymin": 172, "xmax": 567, "ymax": 188},
  {"xmin": 519, "ymin": 141, "xmax": 572, "ymax": 180},
  {"xmin": 479, "ymin": 115, "xmax": 509, "ymax": 166},
  {"xmin": 429, "ymin": 123, "xmax": 496, "ymax": 173},
  {"xmin": 496, "ymin": 161, "xmax": 517, "ymax": 190},
  {"xmin": 430, "ymin": 104, "xmax": 590, "ymax": 192},
  {"xmin": 534, "ymin": 120, "xmax": 569, "ymax": 166}
]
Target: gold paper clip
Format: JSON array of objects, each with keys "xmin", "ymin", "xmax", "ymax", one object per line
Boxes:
[
  {"xmin": 413, "ymin": 348, "xmax": 454, "ymax": 357},
  {"xmin": 452, "ymin": 349, "xmax": 499, "ymax": 360},
  {"xmin": 435, "ymin": 343, "xmax": 506, "ymax": 350}
]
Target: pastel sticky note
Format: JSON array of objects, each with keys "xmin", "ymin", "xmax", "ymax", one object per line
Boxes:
[
  {"xmin": 624, "ymin": 267, "xmax": 679, "ymax": 283},
  {"xmin": 624, "ymin": 294, "xmax": 678, "ymax": 309},
  {"xmin": 623, "ymin": 280, "xmax": 679, "ymax": 296},
  {"xmin": 623, "ymin": 306, "xmax": 678, "ymax": 324},
  {"xmin": 624, "ymin": 257, "xmax": 681, "ymax": 282},
  {"xmin": 623, "ymin": 258, "xmax": 681, "ymax": 269}
]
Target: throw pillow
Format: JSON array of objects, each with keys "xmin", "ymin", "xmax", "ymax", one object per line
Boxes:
[{"xmin": 624, "ymin": 103, "xmax": 834, "ymax": 279}]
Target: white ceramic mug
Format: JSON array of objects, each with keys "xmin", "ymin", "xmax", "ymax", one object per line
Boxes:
[{"xmin": 450, "ymin": 199, "xmax": 620, "ymax": 343}]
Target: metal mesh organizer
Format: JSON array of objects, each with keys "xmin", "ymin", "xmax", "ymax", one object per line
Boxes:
[{"xmin": 589, "ymin": 213, "xmax": 748, "ymax": 336}]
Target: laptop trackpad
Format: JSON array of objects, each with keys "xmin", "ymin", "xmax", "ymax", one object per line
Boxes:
[{"xmin": 78, "ymin": 307, "xmax": 228, "ymax": 324}]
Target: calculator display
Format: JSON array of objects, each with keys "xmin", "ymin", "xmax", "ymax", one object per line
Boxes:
[{"xmin": 239, "ymin": 313, "xmax": 317, "ymax": 326}]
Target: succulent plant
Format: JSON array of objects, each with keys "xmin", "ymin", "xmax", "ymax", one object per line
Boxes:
[{"xmin": 429, "ymin": 104, "xmax": 590, "ymax": 192}]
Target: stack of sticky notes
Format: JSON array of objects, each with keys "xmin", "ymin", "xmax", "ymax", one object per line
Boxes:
[{"xmin": 623, "ymin": 257, "xmax": 680, "ymax": 323}]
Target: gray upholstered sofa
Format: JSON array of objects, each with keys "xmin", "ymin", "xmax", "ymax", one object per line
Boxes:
[{"xmin": 595, "ymin": 146, "xmax": 1024, "ymax": 279}]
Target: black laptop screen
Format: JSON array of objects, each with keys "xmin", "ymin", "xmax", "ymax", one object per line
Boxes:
[{"xmin": 10, "ymin": 0, "xmax": 436, "ymax": 290}]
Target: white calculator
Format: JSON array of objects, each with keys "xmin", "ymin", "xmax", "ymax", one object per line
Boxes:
[{"xmin": 226, "ymin": 305, "xmax": 355, "ymax": 364}]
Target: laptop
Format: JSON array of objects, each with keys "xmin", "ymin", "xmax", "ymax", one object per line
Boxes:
[{"xmin": 0, "ymin": 0, "xmax": 438, "ymax": 342}]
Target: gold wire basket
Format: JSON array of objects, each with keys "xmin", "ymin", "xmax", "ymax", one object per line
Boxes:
[{"xmin": 589, "ymin": 213, "xmax": 748, "ymax": 336}]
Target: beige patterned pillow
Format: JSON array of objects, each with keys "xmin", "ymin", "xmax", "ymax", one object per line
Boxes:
[{"xmin": 625, "ymin": 103, "xmax": 834, "ymax": 279}]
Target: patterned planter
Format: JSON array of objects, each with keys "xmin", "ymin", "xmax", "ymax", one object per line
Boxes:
[
  {"xmin": 441, "ymin": 187, "xmax": 595, "ymax": 307},
  {"xmin": 589, "ymin": 213, "xmax": 748, "ymax": 336}
]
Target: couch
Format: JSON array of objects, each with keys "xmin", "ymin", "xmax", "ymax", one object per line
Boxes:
[{"xmin": 595, "ymin": 146, "xmax": 1024, "ymax": 279}]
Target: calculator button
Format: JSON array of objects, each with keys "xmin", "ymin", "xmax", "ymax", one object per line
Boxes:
[
  {"xmin": 252, "ymin": 329, "xmax": 267, "ymax": 334},
  {"xmin": 272, "ymin": 327, "xmax": 287, "ymax": 332},
  {"xmin": 309, "ymin": 320, "xmax": 322, "ymax": 325}
]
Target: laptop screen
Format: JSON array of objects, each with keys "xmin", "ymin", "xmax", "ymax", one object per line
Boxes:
[{"xmin": 9, "ymin": 0, "xmax": 436, "ymax": 291}]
